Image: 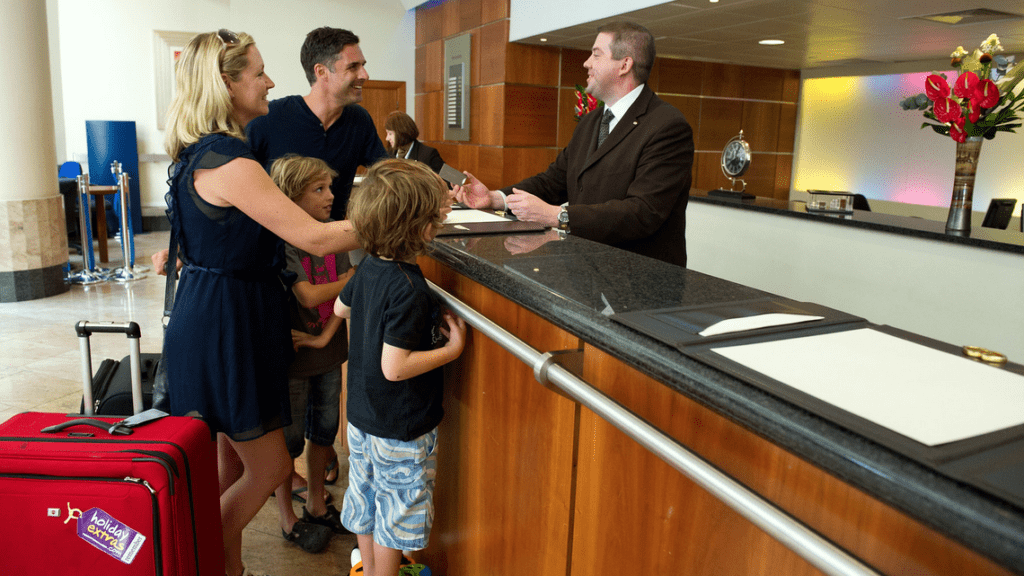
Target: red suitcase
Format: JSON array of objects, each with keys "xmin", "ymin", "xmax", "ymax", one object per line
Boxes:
[{"xmin": 0, "ymin": 321, "xmax": 223, "ymax": 576}]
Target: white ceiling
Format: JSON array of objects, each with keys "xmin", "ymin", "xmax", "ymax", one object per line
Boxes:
[{"xmin": 513, "ymin": 0, "xmax": 1024, "ymax": 71}]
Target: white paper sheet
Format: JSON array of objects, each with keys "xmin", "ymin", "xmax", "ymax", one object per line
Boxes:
[
  {"xmin": 712, "ymin": 328, "xmax": 1024, "ymax": 446},
  {"xmin": 443, "ymin": 209, "xmax": 510, "ymax": 224},
  {"xmin": 699, "ymin": 313, "xmax": 824, "ymax": 337}
]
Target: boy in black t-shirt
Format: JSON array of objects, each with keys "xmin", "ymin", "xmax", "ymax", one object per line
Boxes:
[{"xmin": 335, "ymin": 159, "xmax": 466, "ymax": 576}]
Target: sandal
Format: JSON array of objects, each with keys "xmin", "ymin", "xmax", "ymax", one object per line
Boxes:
[
  {"xmin": 291, "ymin": 486, "xmax": 333, "ymax": 506},
  {"xmin": 302, "ymin": 503, "xmax": 352, "ymax": 535},
  {"xmin": 281, "ymin": 520, "xmax": 332, "ymax": 554},
  {"xmin": 325, "ymin": 453, "xmax": 340, "ymax": 486}
]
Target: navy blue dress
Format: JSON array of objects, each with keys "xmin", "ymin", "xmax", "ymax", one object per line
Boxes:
[{"xmin": 164, "ymin": 134, "xmax": 292, "ymax": 441}]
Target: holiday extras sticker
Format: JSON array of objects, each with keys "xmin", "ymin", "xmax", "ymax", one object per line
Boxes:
[{"xmin": 76, "ymin": 507, "xmax": 146, "ymax": 564}]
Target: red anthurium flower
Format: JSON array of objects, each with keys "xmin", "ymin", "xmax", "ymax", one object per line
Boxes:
[
  {"xmin": 950, "ymin": 118, "xmax": 968, "ymax": 142},
  {"xmin": 924, "ymin": 74, "xmax": 950, "ymax": 101},
  {"xmin": 953, "ymin": 71, "xmax": 979, "ymax": 99},
  {"xmin": 933, "ymin": 97, "xmax": 963, "ymax": 123},
  {"xmin": 973, "ymin": 79, "xmax": 1000, "ymax": 108},
  {"xmin": 968, "ymin": 99, "xmax": 982, "ymax": 123}
]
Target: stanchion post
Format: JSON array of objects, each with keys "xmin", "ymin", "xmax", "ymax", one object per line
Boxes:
[{"xmin": 67, "ymin": 174, "xmax": 104, "ymax": 285}]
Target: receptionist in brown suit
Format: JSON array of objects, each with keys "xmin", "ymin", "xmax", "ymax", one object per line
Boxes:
[{"xmin": 454, "ymin": 21, "xmax": 694, "ymax": 267}]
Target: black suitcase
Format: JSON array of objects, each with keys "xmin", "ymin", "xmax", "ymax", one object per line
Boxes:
[{"xmin": 81, "ymin": 353, "xmax": 162, "ymax": 415}]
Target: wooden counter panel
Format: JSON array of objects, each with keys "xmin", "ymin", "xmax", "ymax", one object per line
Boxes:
[
  {"xmin": 419, "ymin": 260, "xmax": 581, "ymax": 576},
  {"xmin": 572, "ymin": 345, "xmax": 1014, "ymax": 576}
]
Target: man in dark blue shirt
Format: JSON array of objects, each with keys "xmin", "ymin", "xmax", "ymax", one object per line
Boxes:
[{"xmin": 247, "ymin": 27, "xmax": 388, "ymax": 220}]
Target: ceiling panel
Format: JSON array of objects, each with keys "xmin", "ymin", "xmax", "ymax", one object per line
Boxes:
[{"xmin": 514, "ymin": 0, "xmax": 1024, "ymax": 71}]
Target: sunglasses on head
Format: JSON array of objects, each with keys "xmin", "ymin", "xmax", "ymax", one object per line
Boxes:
[{"xmin": 217, "ymin": 28, "xmax": 239, "ymax": 50}]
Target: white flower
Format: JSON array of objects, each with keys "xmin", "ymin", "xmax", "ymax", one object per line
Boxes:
[{"xmin": 980, "ymin": 33, "xmax": 1004, "ymax": 54}]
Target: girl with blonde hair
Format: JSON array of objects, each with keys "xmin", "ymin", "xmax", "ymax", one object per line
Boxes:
[{"xmin": 162, "ymin": 29, "xmax": 359, "ymax": 576}]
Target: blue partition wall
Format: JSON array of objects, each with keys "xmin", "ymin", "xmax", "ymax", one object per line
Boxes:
[{"xmin": 86, "ymin": 120, "xmax": 141, "ymax": 233}]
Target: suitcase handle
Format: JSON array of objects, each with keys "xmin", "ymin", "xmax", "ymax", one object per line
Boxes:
[
  {"xmin": 41, "ymin": 418, "xmax": 134, "ymax": 436},
  {"xmin": 76, "ymin": 321, "xmax": 141, "ymax": 339},
  {"xmin": 77, "ymin": 321, "xmax": 144, "ymax": 416}
]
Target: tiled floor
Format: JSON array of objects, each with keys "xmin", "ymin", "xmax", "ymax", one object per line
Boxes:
[{"xmin": 0, "ymin": 230, "xmax": 357, "ymax": 576}]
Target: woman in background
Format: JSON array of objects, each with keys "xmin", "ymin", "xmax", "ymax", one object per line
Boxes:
[
  {"xmin": 384, "ymin": 110, "xmax": 445, "ymax": 174},
  {"xmin": 163, "ymin": 29, "xmax": 359, "ymax": 576}
]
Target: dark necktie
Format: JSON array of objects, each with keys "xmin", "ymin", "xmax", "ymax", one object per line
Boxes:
[{"xmin": 597, "ymin": 109, "xmax": 614, "ymax": 148}]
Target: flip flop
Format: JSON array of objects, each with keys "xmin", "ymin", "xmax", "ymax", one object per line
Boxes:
[
  {"xmin": 302, "ymin": 503, "xmax": 351, "ymax": 535},
  {"xmin": 324, "ymin": 454, "xmax": 340, "ymax": 486},
  {"xmin": 281, "ymin": 520, "xmax": 332, "ymax": 554},
  {"xmin": 291, "ymin": 486, "xmax": 333, "ymax": 506}
]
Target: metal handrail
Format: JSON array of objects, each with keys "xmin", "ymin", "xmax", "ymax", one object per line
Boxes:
[{"xmin": 428, "ymin": 280, "xmax": 881, "ymax": 576}]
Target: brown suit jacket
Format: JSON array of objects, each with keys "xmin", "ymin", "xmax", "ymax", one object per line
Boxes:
[{"xmin": 503, "ymin": 85, "xmax": 693, "ymax": 267}]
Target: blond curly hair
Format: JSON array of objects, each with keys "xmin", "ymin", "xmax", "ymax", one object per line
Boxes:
[{"xmin": 347, "ymin": 159, "xmax": 449, "ymax": 261}]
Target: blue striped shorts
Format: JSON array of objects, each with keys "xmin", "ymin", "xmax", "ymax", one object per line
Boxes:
[{"xmin": 340, "ymin": 424, "xmax": 438, "ymax": 551}]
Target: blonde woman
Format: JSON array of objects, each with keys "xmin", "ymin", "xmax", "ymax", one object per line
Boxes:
[{"xmin": 163, "ymin": 29, "xmax": 359, "ymax": 576}]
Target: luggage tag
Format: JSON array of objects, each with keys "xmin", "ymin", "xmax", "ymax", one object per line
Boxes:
[
  {"xmin": 117, "ymin": 408, "xmax": 169, "ymax": 429},
  {"xmin": 73, "ymin": 506, "xmax": 147, "ymax": 564}
]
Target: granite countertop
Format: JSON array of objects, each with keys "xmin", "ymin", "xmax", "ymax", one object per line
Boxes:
[
  {"xmin": 428, "ymin": 229, "xmax": 1024, "ymax": 574},
  {"xmin": 690, "ymin": 191, "xmax": 1024, "ymax": 255}
]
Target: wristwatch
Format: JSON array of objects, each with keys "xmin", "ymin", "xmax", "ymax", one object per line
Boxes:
[{"xmin": 557, "ymin": 206, "xmax": 570, "ymax": 232}]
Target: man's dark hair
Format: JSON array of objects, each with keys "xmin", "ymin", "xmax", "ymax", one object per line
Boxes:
[
  {"xmin": 300, "ymin": 27, "xmax": 360, "ymax": 85},
  {"xmin": 597, "ymin": 21, "xmax": 655, "ymax": 85}
]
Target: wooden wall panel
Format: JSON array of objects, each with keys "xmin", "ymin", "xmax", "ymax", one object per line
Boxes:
[
  {"xmin": 472, "ymin": 85, "xmax": 504, "ymax": 146},
  {"xmin": 782, "ymin": 69, "xmax": 802, "ymax": 102},
  {"xmin": 657, "ymin": 58, "xmax": 704, "ymax": 95},
  {"xmin": 503, "ymin": 85, "xmax": 558, "ymax": 147},
  {"xmin": 778, "ymin": 103, "xmax": 798, "ymax": 154},
  {"xmin": 775, "ymin": 154, "xmax": 794, "ymax": 200},
  {"xmin": 419, "ymin": 40, "xmax": 443, "ymax": 93},
  {"xmin": 505, "ymin": 42, "xmax": 560, "ymax": 86},
  {"xmin": 694, "ymin": 151, "xmax": 722, "ymax": 192},
  {"xmin": 742, "ymin": 152, "xmax": 778, "ymax": 197},
  {"xmin": 742, "ymin": 65, "xmax": 787, "ymax": 101},
  {"xmin": 697, "ymin": 98, "xmax": 744, "ymax": 151},
  {"xmin": 474, "ymin": 145, "xmax": 504, "ymax": 189},
  {"xmin": 741, "ymin": 100, "xmax": 781, "ymax": 152},
  {"xmin": 470, "ymin": 29, "xmax": 482, "ymax": 87},
  {"xmin": 417, "ymin": 259, "xmax": 579, "ymax": 576},
  {"xmin": 702, "ymin": 62, "xmax": 745, "ymax": 98},
  {"xmin": 416, "ymin": 1, "xmax": 442, "ymax": 46},
  {"xmin": 658, "ymin": 94, "xmax": 701, "ymax": 148},
  {"xmin": 480, "ymin": 0, "xmax": 508, "ymax": 25},
  {"xmin": 479, "ymin": 20, "xmax": 508, "ymax": 86},
  {"xmin": 502, "ymin": 146, "xmax": 559, "ymax": 185},
  {"xmin": 432, "ymin": 141, "xmax": 460, "ymax": 169},
  {"xmin": 458, "ymin": 0, "xmax": 482, "ymax": 31},
  {"xmin": 439, "ymin": 0, "xmax": 461, "ymax": 40},
  {"xmin": 557, "ymin": 87, "xmax": 582, "ymax": 149},
  {"xmin": 416, "ymin": 90, "xmax": 444, "ymax": 143},
  {"xmin": 560, "ymin": 48, "xmax": 589, "ymax": 89},
  {"xmin": 572, "ymin": 345, "xmax": 1015, "ymax": 576}
]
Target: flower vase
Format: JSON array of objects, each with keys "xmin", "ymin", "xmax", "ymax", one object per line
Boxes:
[{"xmin": 945, "ymin": 136, "xmax": 983, "ymax": 234}]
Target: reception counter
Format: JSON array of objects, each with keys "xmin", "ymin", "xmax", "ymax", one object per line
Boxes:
[
  {"xmin": 687, "ymin": 192, "xmax": 1024, "ymax": 361},
  {"xmin": 417, "ymin": 219, "xmax": 1024, "ymax": 576}
]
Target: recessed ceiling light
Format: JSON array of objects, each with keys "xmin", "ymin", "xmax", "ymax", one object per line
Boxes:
[
  {"xmin": 709, "ymin": 0, "xmax": 719, "ymax": 3},
  {"xmin": 759, "ymin": 39, "xmax": 785, "ymax": 45},
  {"xmin": 540, "ymin": 38, "xmax": 547, "ymax": 42}
]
